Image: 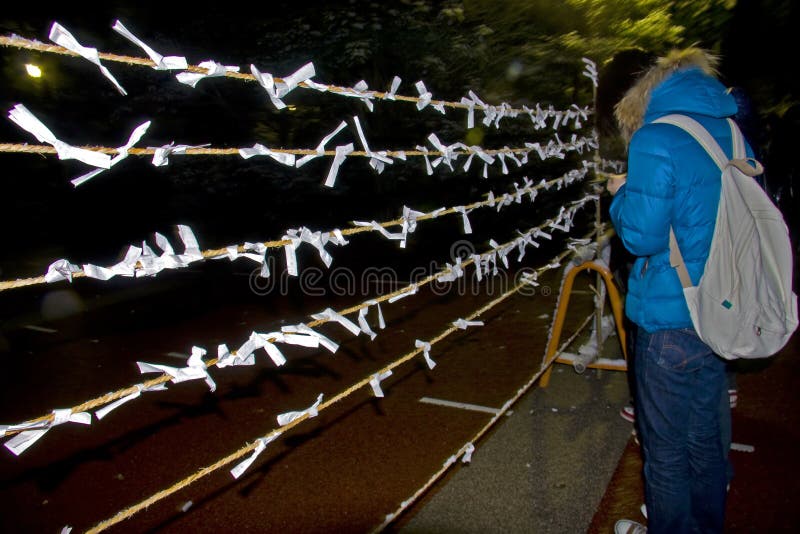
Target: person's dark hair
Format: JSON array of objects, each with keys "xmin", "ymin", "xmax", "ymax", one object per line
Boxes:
[{"xmin": 596, "ymin": 49, "xmax": 656, "ymax": 139}]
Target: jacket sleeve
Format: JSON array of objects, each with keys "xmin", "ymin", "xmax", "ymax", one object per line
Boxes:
[{"xmin": 609, "ymin": 126, "xmax": 675, "ymax": 258}]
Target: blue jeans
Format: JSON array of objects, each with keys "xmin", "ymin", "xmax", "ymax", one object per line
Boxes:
[{"xmin": 635, "ymin": 327, "xmax": 728, "ymax": 534}]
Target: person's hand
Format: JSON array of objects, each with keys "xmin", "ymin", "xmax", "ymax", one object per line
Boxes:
[{"xmin": 606, "ymin": 173, "xmax": 627, "ymax": 196}]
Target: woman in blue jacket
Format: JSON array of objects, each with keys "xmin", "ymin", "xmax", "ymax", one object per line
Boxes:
[{"xmin": 607, "ymin": 48, "xmax": 752, "ymax": 534}]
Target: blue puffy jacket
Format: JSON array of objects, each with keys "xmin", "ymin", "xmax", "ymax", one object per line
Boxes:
[{"xmin": 610, "ymin": 66, "xmax": 753, "ymax": 332}]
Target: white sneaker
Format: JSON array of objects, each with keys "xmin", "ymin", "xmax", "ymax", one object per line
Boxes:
[
  {"xmin": 615, "ymin": 519, "xmax": 647, "ymax": 533},
  {"xmin": 620, "ymin": 403, "xmax": 635, "ymax": 423}
]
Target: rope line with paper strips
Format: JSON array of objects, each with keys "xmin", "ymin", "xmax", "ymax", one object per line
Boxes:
[
  {"xmin": 0, "ymin": 112, "xmax": 597, "ymax": 188},
  {"xmin": 0, "ymin": 164, "xmax": 593, "ymax": 292},
  {"xmin": 0, "ymin": 27, "xmax": 590, "ymax": 131},
  {"xmin": 0, "ymin": 196, "xmax": 594, "ymax": 448},
  {"xmin": 0, "ymin": 20, "xmax": 606, "ymax": 532},
  {"xmin": 80, "ymin": 236, "xmax": 592, "ymax": 534}
]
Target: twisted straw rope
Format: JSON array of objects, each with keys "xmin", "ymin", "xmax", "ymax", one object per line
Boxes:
[
  {"xmin": 1, "ymin": 196, "xmax": 594, "ymax": 438},
  {"xmin": 0, "ymin": 167, "xmax": 590, "ymax": 291},
  {"xmin": 83, "ymin": 235, "xmax": 588, "ymax": 534},
  {"xmin": 0, "ymin": 34, "xmax": 590, "ymax": 118},
  {"xmin": 0, "ymin": 144, "xmax": 535, "ymax": 158}
]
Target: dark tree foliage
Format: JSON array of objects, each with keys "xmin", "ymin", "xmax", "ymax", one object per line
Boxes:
[{"xmin": 0, "ymin": 0, "xmax": 794, "ymax": 276}]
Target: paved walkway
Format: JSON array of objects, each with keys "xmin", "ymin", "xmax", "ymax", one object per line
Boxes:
[{"xmin": 397, "ymin": 353, "xmax": 633, "ymax": 533}]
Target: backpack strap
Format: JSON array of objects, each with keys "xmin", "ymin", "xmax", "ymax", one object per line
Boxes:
[
  {"xmin": 652, "ymin": 115, "xmax": 766, "ymax": 290},
  {"xmin": 654, "ymin": 114, "xmax": 730, "ymax": 168},
  {"xmin": 652, "ymin": 114, "xmax": 730, "ymax": 289},
  {"xmin": 727, "ymin": 118, "xmax": 766, "ymax": 176},
  {"xmin": 669, "ymin": 226, "xmax": 694, "ymax": 289},
  {"xmin": 655, "ymin": 114, "xmax": 764, "ymax": 176}
]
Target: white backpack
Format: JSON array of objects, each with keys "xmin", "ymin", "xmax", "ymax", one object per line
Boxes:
[{"xmin": 655, "ymin": 113, "xmax": 798, "ymax": 359}]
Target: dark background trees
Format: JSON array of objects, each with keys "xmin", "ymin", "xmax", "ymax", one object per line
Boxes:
[{"xmin": 0, "ymin": 0, "xmax": 796, "ymax": 275}]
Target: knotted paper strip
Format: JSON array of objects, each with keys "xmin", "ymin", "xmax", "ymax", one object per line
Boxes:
[
  {"xmin": 8, "ymin": 104, "xmax": 112, "ymax": 169},
  {"xmin": 277, "ymin": 393, "xmax": 323, "ymax": 426},
  {"xmin": 49, "ymin": 22, "xmax": 126, "ymax": 95},
  {"xmin": 3, "ymin": 409, "xmax": 91, "ymax": 456},
  {"xmin": 112, "ymin": 20, "xmax": 188, "ymax": 70},
  {"xmin": 369, "ymin": 370, "xmax": 393, "ymax": 398},
  {"xmin": 94, "ymin": 383, "xmax": 168, "ymax": 420},
  {"xmin": 137, "ymin": 346, "xmax": 216, "ymax": 392},
  {"xmin": 415, "ymin": 340, "xmax": 435, "ymax": 369},
  {"xmin": 230, "ymin": 433, "xmax": 281, "ymax": 479}
]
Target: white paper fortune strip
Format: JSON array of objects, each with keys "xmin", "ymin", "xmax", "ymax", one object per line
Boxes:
[
  {"xmin": 415, "ymin": 340, "xmax": 435, "ymax": 369},
  {"xmin": 251, "ymin": 62, "xmax": 317, "ymax": 108},
  {"xmin": 277, "ymin": 393, "xmax": 323, "ymax": 426},
  {"xmin": 414, "ymin": 81, "xmax": 432, "ymax": 110},
  {"xmin": 453, "ymin": 206, "xmax": 473, "ymax": 234},
  {"xmin": 352, "ymin": 115, "xmax": 393, "ymax": 173},
  {"xmin": 229, "ymin": 242, "xmax": 270, "ymax": 278},
  {"xmin": 351, "ymin": 80, "xmax": 376, "ymax": 111},
  {"xmin": 216, "ymin": 343, "xmax": 255, "ymax": 368},
  {"xmin": 282, "ymin": 227, "xmax": 342, "ymax": 271},
  {"xmin": 94, "ymin": 383, "xmax": 168, "ymax": 420},
  {"xmin": 388, "ymin": 285, "xmax": 418, "ymax": 303},
  {"xmin": 8, "ymin": 104, "xmax": 112, "ymax": 169},
  {"xmin": 459, "ymin": 96, "xmax": 476, "ymax": 129},
  {"xmin": 520, "ymin": 271, "xmax": 540, "ymax": 287},
  {"xmin": 3, "ymin": 409, "xmax": 92, "ymax": 456},
  {"xmin": 112, "ymin": 20, "xmax": 188, "ymax": 70},
  {"xmin": 295, "ymin": 121, "xmax": 348, "ymax": 168},
  {"xmin": 49, "ymin": 22, "xmax": 127, "ymax": 95},
  {"xmin": 311, "ymin": 308, "xmax": 362, "ymax": 337},
  {"xmin": 136, "ymin": 346, "xmax": 216, "ymax": 392},
  {"xmin": 352, "ymin": 220, "xmax": 406, "ymax": 247},
  {"xmin": 239, "ymin": 143, "xmax": 296, "ymax": 166},
  {"xmin": 462, "ymin": 442, "xmax": 475, "ymax": 463},
  {"xmin": 81, "ymin": 246, "xmax": 141, "ymax": 281},
  {"xmin": 324, "ymin": 143, "xmax": 354, "ymax": 188},
  {"xmin": 230, "ymin": 433, "xmax": 281, "ymax": 479},
  {"xmin": 232, "ymin": 333, "xmax": 275, "ymax": 367},
  {"xmin": 44, "ymin": 259, "xmax": 81, "ymax": 283},
  {"xmin": 329, "ymin": 79, "xmax": 373, "ymax": 110},
  {"xmin": 251, "ymin": 64, "xmax": 288, "ymax": 109},
  {"xmin": 369, "ymin": 370, "xmax": 393, "ymax": 398},
  {"xmin": 79, "ymin": 225, "xmax": 202, "ymax": 281},
  {"xmin": 453, "ymin": 319, "xmax": 484, "ymax": 330},
  {"xmin": 581, "ymin": 57, "xmax": 598, "ymax": 88},
  {"xmin": 71, "ymin": 120, "xmax": 151, "ymax": 186},
  {"xmin": 282, "ymin": 324, "xmax": 338, "ymax": 353},
  {"xmin": 426, "ymin": 133, "xmax": 466, "ymax": 171},
  {"xmin": 232, "ymin": 330, "xmax": 320, "ymax": 368},
  {"xmin": 150, "ymin": 142, "xmax": 210, "ymax": 167},
  {"xmin": 384, "ymin": 76, "xmax": 401, "ymax": 100},
  {"xmin": 176, "ymin": 60, "xmax": 240, "ymax": 88},
  {"xmin": 275, "ymin": 62, "xmax": 316, "ymax": 99},
  {"xmin": 438, "ymin": 258, "xmax": 464, "ymax": 283},
  {"xmin": 357, "ymin": 300, "xmax": 386, "ymax": 340}
]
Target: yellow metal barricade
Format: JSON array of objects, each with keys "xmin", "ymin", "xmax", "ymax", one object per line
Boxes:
[{"xmin": 539, "ymin": 261, "xmax": 628, "ymax": 387}]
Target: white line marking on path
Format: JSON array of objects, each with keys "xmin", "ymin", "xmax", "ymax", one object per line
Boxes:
[
  {"xmin": 23, "ymin": 324, "xmax": 58, "ymax": 333},
  {"xmin": 419, "ymin": 396, "xmax": 510, "ymax": 416}
]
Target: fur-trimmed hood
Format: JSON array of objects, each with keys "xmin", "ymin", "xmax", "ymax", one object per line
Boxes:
[{"xmin": 614, "ymin": 47, "xmax": 735, "ymax": 141}]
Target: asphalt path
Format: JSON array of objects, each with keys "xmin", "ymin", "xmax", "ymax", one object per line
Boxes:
[{"xmin": 0, "ymin": 259, "xmax": 604, "ymax": 533}]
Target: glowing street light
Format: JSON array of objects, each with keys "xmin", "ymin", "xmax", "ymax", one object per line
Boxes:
[{"xmin": 25, "ymin": 64, "xmax": 42, "ymax": 78}]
